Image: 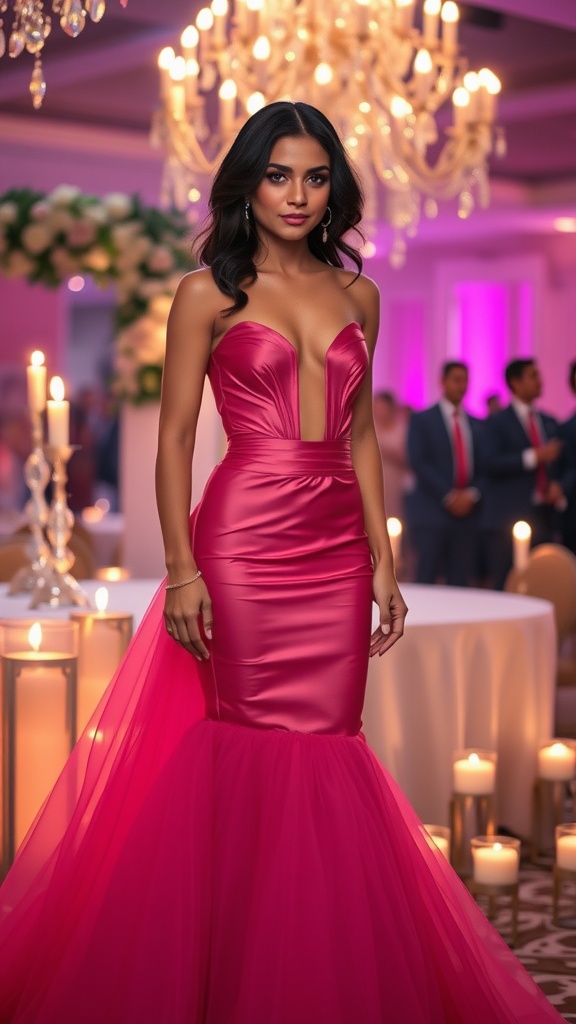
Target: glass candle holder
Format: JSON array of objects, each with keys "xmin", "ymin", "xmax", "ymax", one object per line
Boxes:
[
  {"xmin": 0, "ymin": 618, "xmax": 78, "ymax": 874},
  {"xmin": 453, "ymin": 749, "xmax": 497, "ymax": 795},
  {"xmin": 553, "ymin": 823, "xmax": 576, "ymax": 927},
  {"xmin": 470, "ymin": 835, "xmax": 520, "ymax": 946},
  {"xmin": 94, "ymin": 567, "xmax": 131, "ymax": 583},
  {"xmin": 471, "ymin": 836, "xmax": 520, "ymax": 886},
  {"xmin": 422, "ymin": 824, "xmax": 451, "ymax": 862},
  {"xmin": 537, "ymin": 740, "xmax": 576, "ymax": 782},
  {"xmin": 70, "ymin": 587, "xmax": 133, "ymax": 734}
]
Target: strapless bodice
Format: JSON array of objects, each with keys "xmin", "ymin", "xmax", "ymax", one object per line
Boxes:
[{"xmin": 208, "ymin": 320, "xmax": 368, "ymax": 441}]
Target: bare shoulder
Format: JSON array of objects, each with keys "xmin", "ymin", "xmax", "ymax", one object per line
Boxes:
[
  {"xmin": 335, "ymin": 268, "xmax": 379, "ymax": 312},
  {"xmin": 172, "ymin": 268, "xmax": 222, "ymax": 316}
]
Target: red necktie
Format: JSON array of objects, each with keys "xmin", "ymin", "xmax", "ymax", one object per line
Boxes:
[
  {"xmin": 453, "ymin": 409, "xmax": 469, "ymax": 489},
  {"xmin": 527, "ymin": 410, "xmax": 548, "ymax": 499}
]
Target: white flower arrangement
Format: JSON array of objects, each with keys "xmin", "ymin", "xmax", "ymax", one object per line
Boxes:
[{"xmin": 0, "ymin": 187, "xmax": 193, "ymax": 404}]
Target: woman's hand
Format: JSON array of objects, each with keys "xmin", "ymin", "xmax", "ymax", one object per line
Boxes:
[
  {"xmin": 370, "ymin": 564, "xmax": 408, "ymax": 657},
  {"xmin": 163, "ymin": 577, "xmax": 213, "ymax": 661}
]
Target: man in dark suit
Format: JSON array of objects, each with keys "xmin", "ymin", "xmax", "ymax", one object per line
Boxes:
[
  {"xmin": 482, "ymin": 358, "xmax": 565, "ymax": 588},
  {"xmin": 558, "ymin": 360, "xmax": 576, "ymax": 553},
  {"xmin": 406, "ymin": 361, "xmax": 484, "ymax": 586}
]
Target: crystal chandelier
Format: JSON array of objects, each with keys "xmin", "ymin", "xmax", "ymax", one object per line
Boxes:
[
  {"xmin": 153, "ymin": 0, "xmax": 504, "ymax": 263},
  {"xmin": 0, "ymin": 0, "xmax": 120, "ymax": 110}
]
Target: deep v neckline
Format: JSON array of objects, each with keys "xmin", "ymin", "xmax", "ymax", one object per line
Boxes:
[
  {"xmin": 210, "ymin": 320, "xmax": 362, "ymax": 361},
  {"xmin": 210, "ymin": 319, "xmax": 365, "ymax": 442}
]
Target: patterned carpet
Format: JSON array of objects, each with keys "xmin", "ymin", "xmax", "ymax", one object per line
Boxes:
[{"xmin": 476, "ymin": 865, "xmax": 576, "ymax": 1022}]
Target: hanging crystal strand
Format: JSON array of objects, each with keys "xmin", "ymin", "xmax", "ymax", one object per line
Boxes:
[
  {"xmin": 60, "ymin": 0, "xmax": 86, "ymax": 37},
  {"xmin": 86, "ymin": 0, "xmax": 106, "ymax": 22},
  {"xmin": 29, "ymin": 56, "xmax": 46, "ymax": 108}
]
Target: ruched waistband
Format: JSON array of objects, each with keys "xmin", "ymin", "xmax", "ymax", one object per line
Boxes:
[{"xmin": 223, "ymin": 435, "xmax": 353, "ymax": 475}]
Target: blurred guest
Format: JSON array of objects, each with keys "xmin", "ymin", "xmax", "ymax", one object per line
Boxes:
[
  {"xmin": 486, "ymin": 393, "xmax": 503, "ymax": 417},
  {"xmin": 406, "ymin": 362, "xmax": 484, "ymax": 586},
  {"xmin": 373, "ymin": 390, "xmax": 410, "ymax": 521},
  {"xmin": 558, "ymin": 360, "xmax": 576, "ymax": 553},
  {"xmin": 482, "ymin": 358, "xmax": 566, "ymax": 588}
]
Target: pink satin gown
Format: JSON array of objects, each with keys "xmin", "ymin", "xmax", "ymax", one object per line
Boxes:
[{"xmin": 0, "ymin": 322, "xmax": 563, "ymax": 1022}]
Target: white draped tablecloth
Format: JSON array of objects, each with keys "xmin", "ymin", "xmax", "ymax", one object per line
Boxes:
[
  {"xmin": 364, "ymin": 585, "xmax": 556, "ymax": 839},
  {"xmin": 0, "ymin": 581, "xmax": 555, "ymax": 839}
]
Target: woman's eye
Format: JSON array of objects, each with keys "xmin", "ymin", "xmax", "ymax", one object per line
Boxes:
[
  {"xmin": 308, "ymin": 175, "xmax": 329, "ymax": 186},
  {"xmin": 267, "ymin": 173, "xmax": 286, "ymax": 183}
]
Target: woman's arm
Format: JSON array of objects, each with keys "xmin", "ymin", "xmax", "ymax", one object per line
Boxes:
[
  {"xmin": 155, "ymin": 270, "xmax": 221, "ymax": 660},
  {"xmin": 350, "ymin": 277, "xmax": 408, "ymax": 656}
]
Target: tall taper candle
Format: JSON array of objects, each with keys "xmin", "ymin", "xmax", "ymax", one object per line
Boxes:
[{"xmin": 47, "ymin": 376, "xmax": 69, "ymax": 447}]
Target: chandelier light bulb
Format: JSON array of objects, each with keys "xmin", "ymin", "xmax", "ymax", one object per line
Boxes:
[
  {"xmin": 463, "ymin": 71, "xmax": 479, "ymax": 92},
  {"xmin": 169, "ymin": 56, "xmax": 186, "ymax": 82},
  {"xmin": 441, "ymin": 2, "xmax": 459, "ymax": 24},
  {"xmin": 359, "ymin": 101, "xmax": 371, "ymax": 113},
  {"xmin": 218, "ymin": 78, "xmax": 237, "ymax": 100},
  {"xmin": 390, "ymin": 96, "xmax": 413, "ymax": 119},
  {"xmin": 247, "ymin": 91, "xmax": 266, "ymax": 114},
  {"xmin": 314, "ymin": 62, "xmax": 334, "ymax": 86},
  {"xmin": 253, "ymin": 35, "xmax": 271, "ymax": 60},
  {"xmin": 158, "ymin": 46, "xmax": 176, "ymax": 71},
  {"xmin": 247, "ymin": 0, "xmax": 263, "ymax": 10},
  {"xmin": 424, "ymin": 0, "xmax": 441, "ymax": 13},
  {"xmin": 186, "ymin": 58, "xmax": 200, "ymax": 78},
  {"xmin": 414, "ymin": 48, "xmax": 433, "ymax": 74},
  {"xmin": 196, "ymin": 8, "xmax": 214, "ymax": 31},
  {"xmin": 211, "ymin": 0, "xmax": 228, "ymax": 14},
  {"xmin": 181, "ymin": 26, "xmax": 199, "ymax": 49}
]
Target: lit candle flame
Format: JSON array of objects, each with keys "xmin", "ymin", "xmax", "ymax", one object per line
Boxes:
[
  {"xmin": 387, "ymin": 517, "xmax": 403, "ymax": 538},
  {"xmin": 31, "ymin": 349, "xmax": 45, "ymax": 367},
  {"xmin": 50, "ymin": 376, "xmax": 65, "ymax": 402},
  {"xmin": 95, "ymin": 587, "xmax": 109, "ymax": 613},
  {"xmin": 468, "ymin": 752, "xmax": 480, "ymax": 765},
  {"xmin": 493, "ymin": 842, "xmax": 503, "ymax": 851},
  {"xmin": 28, "ymin": 622, "xmax": 42, "ymax": 652},
  {"xmin": 513, "ymin": 520, "xmax": 531, "ymax": 541}
]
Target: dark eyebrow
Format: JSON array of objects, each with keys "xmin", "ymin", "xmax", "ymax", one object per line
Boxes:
[{"xmin": 266, "ymin": 163, "xmax": 330, "ymax": 173}]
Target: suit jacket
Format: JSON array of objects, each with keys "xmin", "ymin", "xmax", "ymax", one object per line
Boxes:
[
  {"xmin": 558, "ymin": 412, "xmax": 576, "ymax": 501},
  {"xmin": 406, "ymin": 404, "xmax": 485, "ymax": 527},
  {"xmin": 481, "ymin": 405, "xmax": 562, "ymax": 530}
]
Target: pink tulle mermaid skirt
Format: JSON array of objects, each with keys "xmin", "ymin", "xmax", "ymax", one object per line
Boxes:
[{"xmin": 0, "ymin": 436, "xmax": 563, "ymax": 1023}]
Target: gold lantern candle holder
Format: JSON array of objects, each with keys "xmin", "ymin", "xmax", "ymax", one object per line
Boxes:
[
  {"xmin": 0, "ymin": 618, "xmax": 78, "ymax": 876},
  {"xmin": 531, "ymin": 740, "xmax": 576, "ymax": 864},
  {"xmin": 450, "ymin": 749, "xmax": 497, "ymax": 878},
  {"xmin": 469, "ymin": 836, "xmax": 520, "ymax": 947},
  {"xmin": 553, "ymin": 823, "xmax": 576, "ymax": 928},
  {"xmin": 70, "ymin": 586, "xmax": 133, "ymax": 735},
  {"xmin": 422, "ymin": 824, "xmax": 451, "ymax": 864}
]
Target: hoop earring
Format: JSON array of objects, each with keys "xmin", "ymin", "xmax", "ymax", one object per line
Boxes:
[
  {"xmin": 244, "ymin": 201, "xmax": 251, "ymax": 237},
  {"xmin": 245, "ymin": 201, "xmax": 251, "ymax": 220},
  {"xmin": 321, "ymin": 206, "xmax": 332, "ymax": 244}
]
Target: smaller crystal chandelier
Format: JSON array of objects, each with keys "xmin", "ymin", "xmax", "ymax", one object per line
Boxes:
[
  {"xmin": 152, "ymin": 0, "xmax": 505, "ymax": 263},
  {"xmin": 0, "ymin": 0, "xmax": 121, "ymax": 109}
]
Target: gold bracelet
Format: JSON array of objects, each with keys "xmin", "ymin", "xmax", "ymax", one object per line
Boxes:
[{"xmin": 165, "ymin": 570, "xmax": 202, "ymax": 591}]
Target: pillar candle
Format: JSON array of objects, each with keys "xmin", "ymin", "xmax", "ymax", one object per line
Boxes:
[
  {"xmin": 472, "ymin": 841, "xmax": 519, "ymax": 885},
  {"xmin": 453, "ymin": 752, "xmax": 496, "ymax": 795},
  {"xmin": 556, "ymin": 834, "xmax": 576, "ymax": 871},
  {"xmin": 512, "ymin": 520, "xmax": 531, "ymax": 571},
  {"xmin": 538, "ymin": 742, "xmax": 576, "ymax": 782},
  {"xmin": 71, "ymin": 588, "xmax": 133, "ymax": 734},
  {"xmin": 27, "ymin": 350, "xmax": 47, "ymax": 414},
  {"xmin": 47, "ymin": 376, "xmax": 69, "ymax": 447}
]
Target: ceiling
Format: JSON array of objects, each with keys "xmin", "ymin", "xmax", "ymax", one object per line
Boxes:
[{"xmin": 0, "ymin": 0, "xmax": 576, "ymax": 234}]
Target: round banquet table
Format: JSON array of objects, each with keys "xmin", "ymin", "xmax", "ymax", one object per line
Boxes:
[
  {"xmin": 364, "ymin": 584, "xmax": 556, "ymax": 839},
  {"xmin": 0, "ymin": 581, "xmax": 555, "ymax": 840}
]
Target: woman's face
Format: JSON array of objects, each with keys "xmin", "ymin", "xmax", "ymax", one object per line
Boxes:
[{"xmin": 250, "ymin": 134, "xmax": 331, "ymax": 243}]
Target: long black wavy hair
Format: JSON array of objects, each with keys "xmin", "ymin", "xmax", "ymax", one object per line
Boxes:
[{"xmin": 195, "ymin": 101, "xmax": 364, "ymax": 314}]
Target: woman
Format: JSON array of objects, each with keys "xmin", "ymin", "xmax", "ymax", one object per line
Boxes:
[{"xmin": 0, "ymin": 103, "xmax": 562, "ymax": 1023}]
